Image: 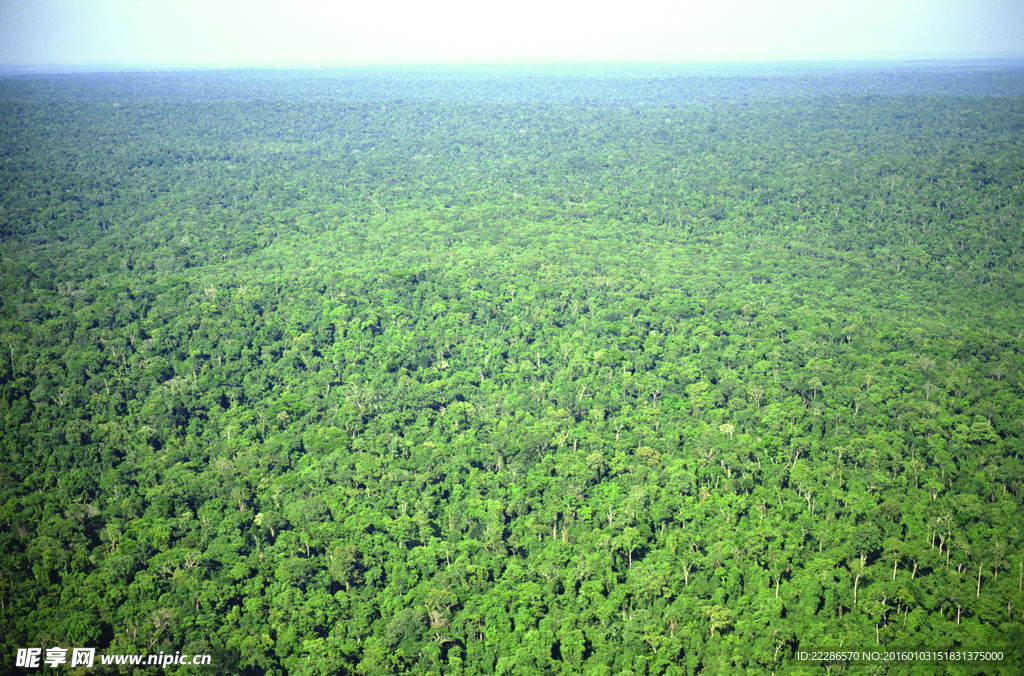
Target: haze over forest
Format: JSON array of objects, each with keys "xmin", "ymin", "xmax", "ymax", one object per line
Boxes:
[{"xmin": 3, "ymin": 0, "xmax": 1023, "ymax": 71}]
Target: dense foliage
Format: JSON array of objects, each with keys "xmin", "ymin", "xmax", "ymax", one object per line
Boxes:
[{"xmin": 2, "ymin": 63, "xmax": 1024, "ymax": 674}]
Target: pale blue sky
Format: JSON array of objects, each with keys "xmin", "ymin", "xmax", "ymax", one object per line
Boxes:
[{"xmin": 2, "ymin": 0, "xmax": 1022, "ymax": 70}]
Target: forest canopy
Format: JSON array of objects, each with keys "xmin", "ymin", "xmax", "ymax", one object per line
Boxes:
[{"xmin": 1, "ymin": 62, "xmax": 1023, "ymax": 674}]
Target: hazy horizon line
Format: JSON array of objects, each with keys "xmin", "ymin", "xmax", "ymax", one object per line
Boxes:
[{"xmin": 4, "ymin": 51, "xmax": 1024, "ymax": 76}]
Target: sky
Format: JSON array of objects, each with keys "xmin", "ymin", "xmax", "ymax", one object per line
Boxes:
[{"xmin": 1, "ymin": 0, "xmax": 1022, "ymax": 70}]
